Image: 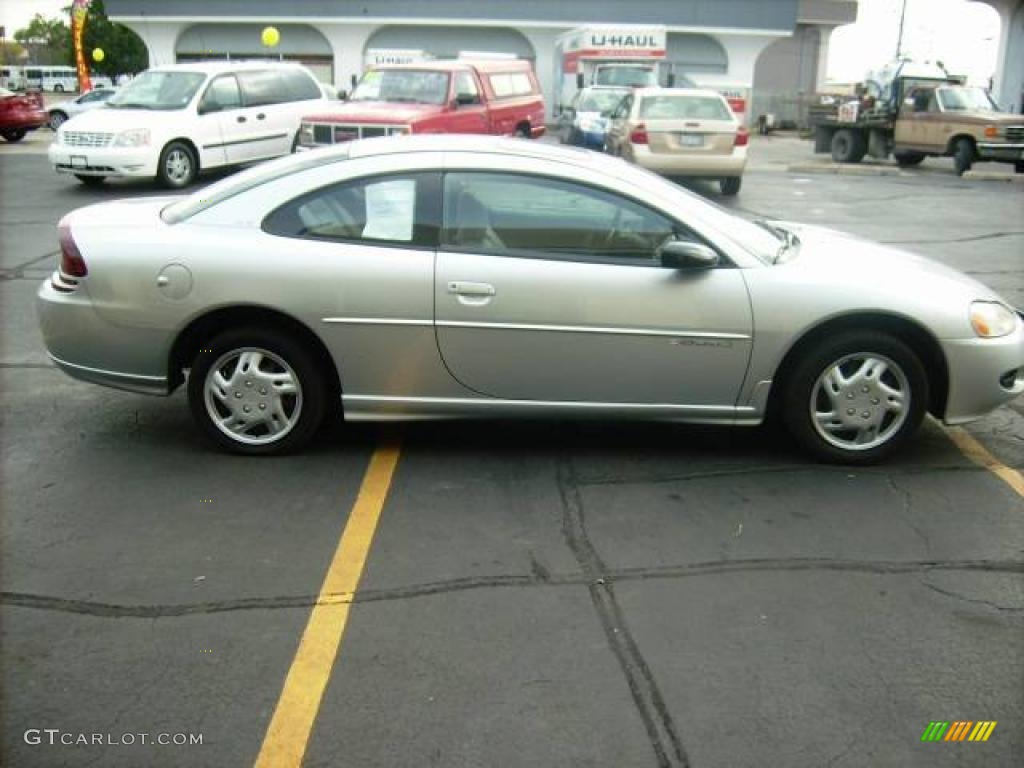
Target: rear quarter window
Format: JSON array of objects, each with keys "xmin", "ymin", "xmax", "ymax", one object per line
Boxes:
[
  {"xmin": 640, "ymin": 95, "xmax": 733, "ymax": 121},
  {"xmin": 487, "ymin": 72, "xmax": 535, "ymax": 99},
  {"xmin": 238, "ymin": 69, "xmax": 319, "ymax": 106}
]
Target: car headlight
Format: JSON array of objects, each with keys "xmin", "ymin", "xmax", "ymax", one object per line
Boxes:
[
  {"xmin": 113, "ymin": 128, "xmax": 151, "ymax": 147},
  {"xmin": 970, "ymin": 301, "xmax": 1018, "ymax": 338}
]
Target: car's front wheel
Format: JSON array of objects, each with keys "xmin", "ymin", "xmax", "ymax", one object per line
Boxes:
[
  {"xmin": 1, "ymin": 129, "xmax": 27, "ymax": 142},
  {"xmin": 782, "ymin": 331, "xmax": 928, "ymax": 464},
  {"xmin": 953, "ymin": 138, "xmax": 974, "ymax": 175},
  {"xmin": 48, "ymin": 111, "xmax": 68, "ymax": 131},
  {"xmin": 187, "ymin": 328, "xmax": 328, "ymax": 455},
  {"xmin": 157, "ymin": 140, "xmax": 198, "ymax": 188}
]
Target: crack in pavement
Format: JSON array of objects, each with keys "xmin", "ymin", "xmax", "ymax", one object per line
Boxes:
[
  {"xmin": 555, "ymin": 455, "xmax": 689, "ymax": 768},
  {"xmin": 917, "ymin": 579, "xmax": 1024, "ymax": 612},
  {"xmin": 880, "ymin": 230, "xmax": 1024, "ymax": 245},
  {"xmin": 0, "ymin": 250, "xmax": 59, "ymax": 279},
  {"xmin": 4, "ymin": 559, "xmax": 1022, "ymax": 620}
]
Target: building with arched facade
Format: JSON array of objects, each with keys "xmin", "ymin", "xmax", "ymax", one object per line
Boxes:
[{"xmin": 105, "ymin": 0, "xmax": 858, "ymax": 122}]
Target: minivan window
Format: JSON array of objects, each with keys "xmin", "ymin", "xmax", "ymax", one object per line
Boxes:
[
  {"xmin": 280, "ymin": 69, "xmax": 322, "ymax": 101},
  {"xmin": 237, "ymin": 70, "xmax": 289, "ymax": 106},
  {"xmin": 108, "ymin": 71, "xmax": 205, "ymax": 110},
  {"xmin": 200, "ymin": 75, "xmax": 242, "ymax": 112}
]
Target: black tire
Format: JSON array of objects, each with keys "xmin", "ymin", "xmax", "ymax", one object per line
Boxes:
[
  {"xmin": 75, "ymin": 174, "xmax": 106, "ymax": 186},
  {"xmin": 157, "ymin": 140, "xmax": 198, "ymax": 189},
  {"xmin": 894, "ymin": 151, "xmax": 925, "ymax": 167},
  {"xmin": 187, "ymin": 327, "xmax": 329, "ymax": 455},
  {"xmin": 1014, "ymin": 160, "xmax": 1023, "ymax": 174},
  {"xmin": 830, "ymin": 128, "xmax": 866, "ymax": 163},
  {"xmin": 1, "ymin": 128, "xmax": 27, "ymax": 142},
  {"xmin": 719, "ymin": 176, "xmax": 742, "ymax": 196},
  {"xmin": 515, "ymin": 123, "xmax": 531, "ymax": 139},
  {"xmin": 782, "ymin": 331, "xmax": 928, "ymax": 464},
  {"xmin": 53, "ymin": 84, "xmax": 64, "ymax": 93},
  {"xmin": 48, "ymin": 111, "xmax": 68, "ymax": 131},
  {"xmin": 953, "ymin": 138, "xmax": 974, "ymax": 175}
]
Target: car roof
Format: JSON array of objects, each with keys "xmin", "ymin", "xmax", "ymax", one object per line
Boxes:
[
  {"xmin": 631, "ymin": 87, "xmax": 727, "ymax": 99},
  {"xmin": 345, "ymin": 134, "xmax": 602, "ymax": 166},
  {"xmin": 146, "ymin": 60, "xmax": 307, "ymax": 75}
]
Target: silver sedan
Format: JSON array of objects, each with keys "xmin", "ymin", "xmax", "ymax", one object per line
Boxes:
[{"xmin": 37, "ymin": 136, "xmax": 1024, "ymax": 462}]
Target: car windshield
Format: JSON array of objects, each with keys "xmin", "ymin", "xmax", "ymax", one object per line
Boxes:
[
  {"xmin": 937, "ymin": 87, "xmax": 999, "ymax": 112},
  {"xmin": 640, "ymin": 95, "xmax": 732, "ymax": 120},
  {"xmin": 107, "ymin": 71, "xmax": 205, "ymax": 110},
  {"xmin": 350, "ymin": 70, "xmax": 450, "ymax": 105},
  {"xmin": 577, "ymin": 89, "xmax": 629, "ymax": 114},
  {"xmin": 594, "ymin": 67, "xmax": 656, "ymax": 87}
]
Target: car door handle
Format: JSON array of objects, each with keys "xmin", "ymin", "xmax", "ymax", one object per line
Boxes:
[
  {"xmin": 448, "ymin": 281, "xmax": 495, "ymax": 297},
  {"xmin": 236, "ymin": 115, "xmax": 247, "ymax": 123},
  {"xmin": 257, "ymin": 113, "xmax": 266, "ymax": 120}
]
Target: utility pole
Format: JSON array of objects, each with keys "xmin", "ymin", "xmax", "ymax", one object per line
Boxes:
[{"xmin": 895, "ymin": 0, "xmax": 908, "ymax": 60}]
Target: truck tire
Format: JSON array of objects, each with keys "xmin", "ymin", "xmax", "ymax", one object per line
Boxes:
[
  {"xmin": 953, "ymin": 138, "xmax": 974, "ymax": 175},
  {"xmin": 1015, "ymin": 161, "xmax": 1024, "ymax": 174},
  {"xmin": 830, "ymin": 129, "xmax": 866, "ymax": 163},
  {"xmin": 894, "ymin": 151, "xmax": 925, "ymax": 167}
]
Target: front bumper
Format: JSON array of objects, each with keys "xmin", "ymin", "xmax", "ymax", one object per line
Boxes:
[
  {"xmin": 48, "ymin": 142, "xmax": 157, "ymax": 178},
  {"xmin": 628, "ymin": 145, "xmax": 748, "ymax": 177},
  {"xmin": 975, "ymin": 142, "xmax": 1024, "ymax": 162},
  {"xmin": 941, "ymin": 321, "xmax": 1024, "ymax": 424},
  {"xmin": 37, "ymin": 276, "xmax": 170, "ymax": 395}
]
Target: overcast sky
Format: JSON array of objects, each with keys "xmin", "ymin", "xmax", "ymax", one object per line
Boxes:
[{"xmin": 0, "ymin": 0, "xmax": 1004, "ymax": 85}]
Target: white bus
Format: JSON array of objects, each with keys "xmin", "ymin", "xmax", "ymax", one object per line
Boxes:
[
  {"xmin": 0, "ymin": 65, "xmax": 26, "ymax": 90},
  {"xmin": 24, "ymin": 65, "xmax": 79, "ymax": 92}
]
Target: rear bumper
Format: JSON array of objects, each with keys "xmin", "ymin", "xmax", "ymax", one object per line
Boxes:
[
  {"xmin": 36, "ymin": 276, "xmax": 171, "ymax": 395},
  {"xmin": 48, "ymin": 143, "xmax": 157, "ymax": 178},
  {"xmin": 628, "ymin": 145, "xmax": 747, "ymax": 177},
  {"xmin": 940, "ymin": 323, "xmax": 1024, "ymax": 424}
]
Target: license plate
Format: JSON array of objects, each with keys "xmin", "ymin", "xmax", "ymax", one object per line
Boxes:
[
  {"xmin": 679, "ymin": 133, "xmax": 704, "ymax": 147},
  {"xmin": 70, "ymin": 156, "xmax": 87, "ymax": 168}
]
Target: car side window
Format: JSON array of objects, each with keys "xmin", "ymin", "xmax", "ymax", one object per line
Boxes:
[
  {"xmin": 442, "ymin": 172, "xmax": 679, "ymax": 262},
  {"xmin": 264, "ymin": 173, "xmax": 436, "ymax": 246},
  {"xmin": 612, "ymin": 95, "xmax": 632, "ymax": 119},
  {"xmin": 454, "ymin": 72, "xmax": 480, "ymax": 105},
  {"xmin": 199, "ymin": 75, "xmax": 242, "ymax": 113},
  {"xmin": 237, "ymin": 70, "xmax": 290, "ymax": 107}
]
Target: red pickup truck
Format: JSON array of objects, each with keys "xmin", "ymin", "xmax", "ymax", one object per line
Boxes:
[{"xmin": 297, "ymin": 59, "xmax": 546, "ymax": 147}]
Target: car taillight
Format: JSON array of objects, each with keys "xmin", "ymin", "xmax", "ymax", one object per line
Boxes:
[
  {"xmin": 58, "ymin": 221, "xmax": 87, "ymax": 277},
  {"xmin": 629, "ymin": 124, "xmax": 648, "ymax": 144},
  {"xmin": 734, "ymin": 126, "xmax": 750, "ymax": 147}
]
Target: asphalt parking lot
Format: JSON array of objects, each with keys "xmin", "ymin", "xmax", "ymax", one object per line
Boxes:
[{"xmin": 2, "ymin": 132, "xmax": 1023, "ymax": 767}]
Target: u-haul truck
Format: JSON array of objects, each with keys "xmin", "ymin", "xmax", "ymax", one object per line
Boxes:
[{"xmin": 554, "ymin": 25, "xmax": 670, "ymax": 112}]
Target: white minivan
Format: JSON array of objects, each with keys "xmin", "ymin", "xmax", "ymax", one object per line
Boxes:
[{"xmin": 48, "ymin": 61, "xmax": 327, "ymax": 188}]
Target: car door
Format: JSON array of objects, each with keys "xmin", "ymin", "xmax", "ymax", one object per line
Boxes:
[
  {"xmin": 232, "ymin": 70, "xmax": 293, "ymax": 162},
  {"xmin": 442, "ymin": 71, "xmax": 488, "ymax": 133},
  {"xmin": 434, "ymin": 168, "xmax": 753, "ymax": 406},
  {"xmin": 195, "ymin": 74, "xmax": 244, "ymax": 168}
]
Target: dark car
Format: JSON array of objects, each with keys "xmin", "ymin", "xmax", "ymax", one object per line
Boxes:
[
  {"xmin": 557, "ymin": 87, "xmax": 630, "ymax": 149},
  {"xmin": 0, "ymin": 87, "xmax": 47, "ymax": 142}
]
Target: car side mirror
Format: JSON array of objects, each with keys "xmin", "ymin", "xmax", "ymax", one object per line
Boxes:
[
  {"xmin": 660, "ymin": 241, "xmax": 719, "ymax": 269},
  {"xmin": 455, "ymin": 93, "xmax": 478, "ymax": 106}
]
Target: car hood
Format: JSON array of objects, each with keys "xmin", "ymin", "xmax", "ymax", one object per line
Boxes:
[
  {"xmin": 937, "ymin": 110, "xmax": 1024, "ymax": 125},
  {"xmin": 60, "ymin": 106, "xmax": 168, "ymax": 131},
  {"xmin": 771, "ymin": 221, "xmax": 1007, "ymax": 304},
  {"xmin": 303, "ymin": 101, "xmax": 444, "ymax": 124}
]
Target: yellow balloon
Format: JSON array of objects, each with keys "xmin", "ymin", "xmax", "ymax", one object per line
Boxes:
[
  {"xmin": 92, "ymin": 48, "xmax": 105, "ymax": 62},
  {"xmin": 261, "ymin": 26, "xmax": 280, "ymax": 48}
]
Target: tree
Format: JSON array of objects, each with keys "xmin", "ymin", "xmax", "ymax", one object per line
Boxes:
[
  {"xmin": 0, "ymin": 40, "xmax": 28, "ymax": 66},
  {"xmin": 14, "ymin": 14, "xmax": 71, "ymax": 65},
  {"xmin": 77, "ymin": 1, "xmax": 148, "ymax": 77}
]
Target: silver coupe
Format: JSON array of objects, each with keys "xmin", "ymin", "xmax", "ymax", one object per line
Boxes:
[{"xmin": 37, "ymin": 136, "xmax": 1024, "ymax": 462}]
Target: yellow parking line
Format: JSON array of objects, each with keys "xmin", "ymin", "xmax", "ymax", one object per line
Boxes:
[
  {"xmin": 254, "ymin": 443, "xmax": 402, "ymax": 768},
  {"xmin": 944, "ymin": 426, "xmax": 1024, "ymax": 498}
]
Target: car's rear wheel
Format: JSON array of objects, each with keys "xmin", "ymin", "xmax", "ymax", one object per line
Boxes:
[
  {"xmin": 830, "ymin": 129, "xmax": 866, "ymax": 163},
  {"xmin": 158, "ymin": 140, "xmax": 197, "ymax": 189},
  {"xmin": 782, "ymin": 331, "xmax": 928, "ymax": 464},
  {"xmin": 953, "ymin": 138, "xmax": 974, "ymax": 175},
  {"xmin": 719, "ymin": 176, "xmax": 742, "ymax": 196},
  {"xmin": 187, "ymin": 327, "xmax": 328, "ymax": 455},
  {"xmin": 48, "ymin": 111, "xmax": 68, "ymax": 131},
  {"xmin": 894, "ymin": 151, "xmax": 925, "ymax": 167},
  {"xmin": 1, "ymin": 129, "xmax": 27, "ymax": 142},
  {"xmin": 54, "ymin": 84, "xmax": 64, "ymax": 93},
  {"xmin": 515, "ymin": 123, "xmax": 531, "ymax": 139},
  {"xmin": 75, "ymin": 174, "xmax": 106, "ymax": 186}
]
